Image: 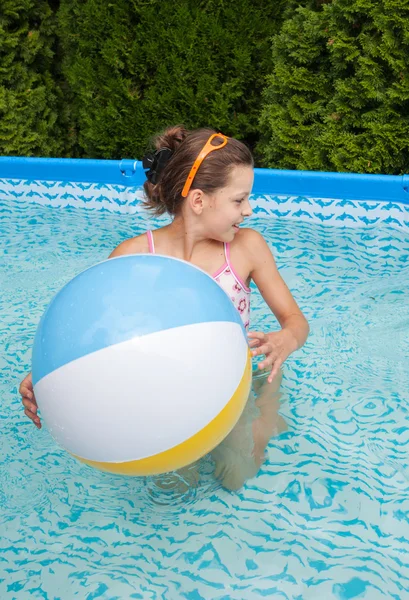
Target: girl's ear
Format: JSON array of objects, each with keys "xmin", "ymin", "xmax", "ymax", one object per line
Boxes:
[{"xmin": 188, "ymin": 189, "xmax": 205, "ymax": 215}]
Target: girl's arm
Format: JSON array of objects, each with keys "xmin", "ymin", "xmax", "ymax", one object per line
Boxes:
[{"xmin": 242, "ymin": 229, "xmax": 309, "ymax": 382}]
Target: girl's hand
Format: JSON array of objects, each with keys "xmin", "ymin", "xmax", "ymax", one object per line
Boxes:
[
  {"xmin": 19, "ymin": 372, "xmax": 41, "ymax": 429},
  {"xmin": 248, "ymin": 330, "xmax": 298, "ymax": 383}
]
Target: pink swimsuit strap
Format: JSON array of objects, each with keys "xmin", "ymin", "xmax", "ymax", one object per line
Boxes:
[{"xmin": 147, "ymin": 230, "xmax": 155, "ymax": 254}]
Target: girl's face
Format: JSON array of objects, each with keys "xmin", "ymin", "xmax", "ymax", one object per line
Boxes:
[{"xmin": 202, "ymin": 165, "xmax": 254, "ymax": 242}]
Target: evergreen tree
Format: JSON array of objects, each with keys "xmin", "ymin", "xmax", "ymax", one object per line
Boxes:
[
  {"xmin": 0, "ymin": 0, "xmax": 74, "ymax": 157},
  {"xmin": 57, "ymin": 0, "xmax": 284, "ymax": 159},
  {"xmin": 259, "ymin": 0, "xmax": 409, "ymax": 174}
]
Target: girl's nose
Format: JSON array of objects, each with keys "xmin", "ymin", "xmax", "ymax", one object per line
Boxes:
[{"xmin": 242, "ymin": 199, "xmax": 253, "ymax": 218}]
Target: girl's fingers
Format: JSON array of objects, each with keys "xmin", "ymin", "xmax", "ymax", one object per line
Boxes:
[
  {"xmin": 24, "ymin": 408, "xmax": 41, "ymax": 428},
  {"xmin": 259, "ymin": 352, "xmax": 281, "ymax": 371},
  {"xmin": 267, "ymin": 360, "xmax": 283, "ymax": 383},
  {"xmin": 20, "ymin": 387, "xmax": 37, "ymax": 402},
  {"xmin": 248, "ymin": 339, "xmax": 260, "ymax": 348},
  {"xmin": 248, "ymin": 331, "xmax": 266, "ymax": 341},
  {"xmin": 20, "ymin": 389, "xmax": 37, "ymax": 405},
  {"xmin": 22, "ymin": 398, "xmax": 37, "ymax": 413},
  {"xmin": 252, "ymin": 343, "xmax": 272, "ymax": 357},
  {"xmin": 19, "ymin": 377, "xmax": 32, "ymax": 391}
]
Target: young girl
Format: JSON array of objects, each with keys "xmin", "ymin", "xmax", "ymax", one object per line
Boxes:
[{"xmin": 19, "ymin": 126, "xmax": 309, "ymax": 491}]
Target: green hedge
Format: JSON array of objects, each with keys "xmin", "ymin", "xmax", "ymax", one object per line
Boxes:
[
  {"xmin": 57, "ymin": 0, "xmax": 285, "ymax": 159},
  {"xmin": 0, "ymin": 0, "xmax": 74, "ymax": 157},
  {"xmin": 2, "ymin": 0, "xmax": 409, "ymax": 172},
  {"xmin": 258, "ymin": 0, "xmax": 409, "ymax": 174}
]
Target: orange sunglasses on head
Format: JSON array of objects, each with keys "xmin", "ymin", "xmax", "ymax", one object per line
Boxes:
[{"xmin": 181, "ymin": 133, "xmax": 228, "ymax": 198}]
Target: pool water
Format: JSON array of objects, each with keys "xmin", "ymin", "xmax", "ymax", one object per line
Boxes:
[{"xmin": 1, "ymin": 197, "xmax": 409, "ymax": 599}]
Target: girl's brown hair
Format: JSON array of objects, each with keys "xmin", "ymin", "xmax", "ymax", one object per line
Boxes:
[{"xmin": 143, "ymin": 126, "xmax": 253, "ymax": 216}]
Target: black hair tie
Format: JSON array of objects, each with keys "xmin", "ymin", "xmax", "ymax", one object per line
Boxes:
[{"xmin": 142, "ymin": 148, "xmax": 173, "ymax": 184}]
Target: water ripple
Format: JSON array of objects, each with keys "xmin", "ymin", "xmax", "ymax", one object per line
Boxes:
[{"xmin": 1, "ymin": 199, "xmax": 409, "ymax": 598}]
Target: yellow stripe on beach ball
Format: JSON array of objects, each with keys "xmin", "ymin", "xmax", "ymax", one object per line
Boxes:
[{"xmin": 75, "ymin": 349, "xmax": 252, "ymax": 476}]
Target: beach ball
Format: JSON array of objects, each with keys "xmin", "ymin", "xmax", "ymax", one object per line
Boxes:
[{"xmin": 32, "ymin": 254, "xmax": 251, "ymax": 475}]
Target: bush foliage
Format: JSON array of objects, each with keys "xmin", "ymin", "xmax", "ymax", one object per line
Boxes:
[
  {"xmin": 57, "ymin": 0, "xmax": 284, "ymax": 159},
  {"xmin": 2, "ymin": 0, "xmax": 409, "ymax": 173},
  {"xmin": 258, "ymin": 0, "xmax": 409, "ymax": 174},
  {"xmin": 0, "ymin": 0, "xmax": 74, "ymax": 156}
]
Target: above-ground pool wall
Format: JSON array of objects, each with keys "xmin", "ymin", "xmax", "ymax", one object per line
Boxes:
[{"xmin": 1, "ymin": 157, "xmax": 409, "ymax": 231}]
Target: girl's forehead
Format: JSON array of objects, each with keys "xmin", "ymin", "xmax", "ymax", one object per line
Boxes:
[{"xmin": 225, "ymin": 165, "xmax": 254, "ymax": 193}]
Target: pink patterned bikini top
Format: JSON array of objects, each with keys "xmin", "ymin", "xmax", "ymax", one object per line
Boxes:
[{"xmin": 146, "ymin": 230, "xmax": 251, "ymax": 331}]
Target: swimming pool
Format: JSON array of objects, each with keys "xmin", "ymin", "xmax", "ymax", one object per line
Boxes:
[{"xmin": 1, "ymin": 161, "xmax": 409, "ymax": 599}]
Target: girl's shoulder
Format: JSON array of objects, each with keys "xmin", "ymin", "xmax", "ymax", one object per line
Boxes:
[
  {"xmin": 232, "ymin": 227, "xmax": 268, "ymax": 253},
  {"xmin": 230, "ymin": 227, "xmax": 274, "ymax": 272},
  {"xmin": 108, "ymin": 232, "xmax": 150, "ymax": 258}
]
